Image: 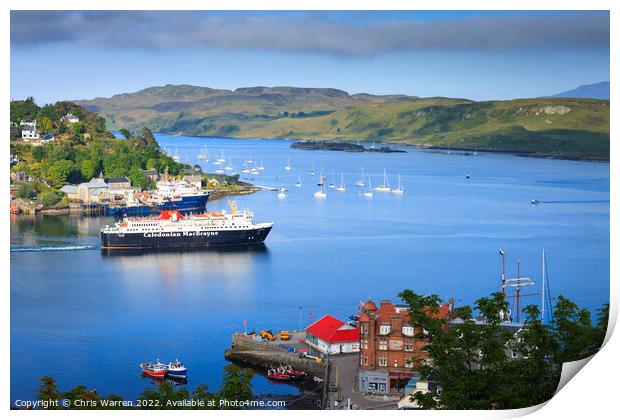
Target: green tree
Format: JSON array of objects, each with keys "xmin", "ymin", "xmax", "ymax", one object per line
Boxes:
[
  {"xmin": 138, "ymin": 380, "xmax": 190, "ymax": 410},
  {"xmin": 36, "ymin": 376, "xmax": 61, "ymax": 410},
  {"xmin": 218, "ymin": 364, "xmax": 254, "ymax": 408},
  {"xmin": 47, "ymin": 160, "xmax": 76, "ymax": 186},
  {"xmin": 71, "ymin": 122, "xmax": 86, "ymax": 136},
  {"xmin": 10, "ymin": 97, "xmax": 39, "ymax": 123},
  {"xmin": 38, "ymin": 190, "xmax": 59, "ymax": 207},
  {"xmin": 39, "ymin": 117, "xmax": 54, "ymax": 134},
  {"xmin": 128, "ymin": 166, "xmax": 148, "ymax": 190},
  {"xmin": 16, "ymin": 183, "xmax": 35, "ymax": 199},
  {"xmin": 81, "ymin": 158, "xmax": 99, "ymax": 181},
  {"xmin": 32, "ymin": 146, "xmax": 47, "ymax": 162}
]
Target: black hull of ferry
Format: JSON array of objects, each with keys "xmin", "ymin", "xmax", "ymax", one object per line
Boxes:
[{"xmin": 101, "ymin": 226, "xmax": 272, "ymax": 249}]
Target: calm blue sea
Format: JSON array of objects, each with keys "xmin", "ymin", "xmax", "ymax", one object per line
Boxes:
[{"xmin": 10, "ymin": 134, "xmax": 610, "ymax": 403}]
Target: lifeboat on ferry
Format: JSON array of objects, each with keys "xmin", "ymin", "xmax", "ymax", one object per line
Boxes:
[{"xmin": 158, "ymin": 210, "xmax": 183, "ymax": 220}]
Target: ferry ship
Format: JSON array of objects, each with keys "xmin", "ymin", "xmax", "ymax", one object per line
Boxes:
[
  {"xmin": 152, "ymin": 179, "xmax": 211, "ymax": 213},
  {"xmin": 101, "ymin": 202, "xmax": 273, "ymax": 249}
]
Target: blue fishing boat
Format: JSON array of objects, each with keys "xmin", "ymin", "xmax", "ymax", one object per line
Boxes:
[{"xmin": 165, "ymin": 360, "xmax": 188, "ymax": 378}]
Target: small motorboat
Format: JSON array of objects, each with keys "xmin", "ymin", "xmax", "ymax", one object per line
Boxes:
[
  {"xmin": 284, "ymin": 365, "xmax": 308, "ymax": 379},
  {"xmin": 531, "ymin": 199, "xmax": 541, "ymax": 205},
  {"xmin": 277, "ymin": 188, "xmax": 287, "ymax": 199},
  {"xmin": 267, "ymin": 368, "xmax": 292, "ymax": 381},
  {"xmin": 140, "ymin": 359, "xmax": 167, "ymax": 378},
  {"xmin": 166, "ymin": 359, "xmax": 188, "ymax": 378}
]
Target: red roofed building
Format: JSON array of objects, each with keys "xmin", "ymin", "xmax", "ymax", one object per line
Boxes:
[
  {"xmin": 358, "ymin": 299, "xmax": 453, "ymax": 395},
  {"xmin": 305, "ymin": 315, "xmax": 360, "ymax": 355}
]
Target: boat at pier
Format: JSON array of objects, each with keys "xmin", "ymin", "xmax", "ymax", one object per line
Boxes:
[
  {"xmin": 101, "ymin": 201, "xmax": 273, "ymax": 249},
  {"xmin": 152, "ymin": 179, "xmax": 211, "ymax": 213}
]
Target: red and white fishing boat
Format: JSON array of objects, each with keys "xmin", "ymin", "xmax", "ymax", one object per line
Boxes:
[
  {"xmin": 140, "ymin": 359, "xmax": 167, "ymax": 378},
  {"xmin": 267, "ymin": 368, "xmax": 292, "ymax": 381}
]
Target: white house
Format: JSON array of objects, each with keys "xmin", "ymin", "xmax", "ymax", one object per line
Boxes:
[
  {"xmin": 61, "ymin": 113, "xmax": 80, "ymax": 124},
  {"xmin": 21, "ymin": 126, "xmax": 40, "ymax": 141},
  {"xmin": 305, "ymin": 315, "xmax": 360, "ymax": 355},
  {"xmin": 20, "ymin": 119, "xmax": 36, "ymax": 128},
  {"xmin": 40, "ymin": 133, "xmax": 56, "ymax": 144}
]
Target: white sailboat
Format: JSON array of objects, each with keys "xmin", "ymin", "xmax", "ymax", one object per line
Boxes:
[
  {"xmin": 309, "ymin": 162, "xmax": 315, "ymax": 176},
  {"xmin": 356, "ymin": 166, "xmax": 365, "ymax": 187},
  {"xmin": 284, "ymin": 157, "xmax": 292, "ymax": 171},
  {"xmin": 277, "ymin": 188, "xmax": 287, "ymax": 199},
  {"xmin": 216, "ymin": 149, "xmax": 225, "ymax": 164},
  {"xmin": 197, "ymin": 146, "xmax": 208, "ymax": 161},
  {"xmin": 374, "ymin": 169, "xmax": 391, "ymax": 192},
  {"xmin": 336, "ymin": 173, "xmax": 346, "ymax": 192},
  {"xmin": 391, "ymin": 174, "xmax": 404, "ymax": 194},
  {"xmin": 172, "ymin": 149, "xmax": 180, "ymax": 163},
  {"xmin": 258, "ymin": 160, "xmax": 265, "ymax": 171},
  {"xmin": 328, "ymin": 169, "xmax": 336, "ymax": 188},
  {"xmin": 363, "ymin": 177, "xmax": 374, "ymax": 198},
  {"xmin": 314, "ymin": 182, "xmax": 327, "ymax": 199},
  {"xmin": 224, "ymin": 158, "xmax": 234, "ymax": 171},
  {"xmin": 241, "ymin": 160, "xmax": 250, "ymax": 173},
  {"xmin": 250, "ymin": 162, "xmax": 260, "ymax": 175},
  {"xmin": 295, "ymin": 175, "xmax": 302, "ymax": 187}
]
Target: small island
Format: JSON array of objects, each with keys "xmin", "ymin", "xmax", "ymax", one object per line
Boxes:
[{"xmin": 291, "ymin": 140, "xmax": 406, "ymax": 153}]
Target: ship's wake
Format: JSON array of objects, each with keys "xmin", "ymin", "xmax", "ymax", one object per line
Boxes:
[{"xmin": 10, "ymin": 245, "xmax": 98, "ymax": 253}]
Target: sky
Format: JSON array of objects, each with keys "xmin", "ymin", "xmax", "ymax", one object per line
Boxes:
[{"xmin": 10, "ymin": 10, "xmax": 610, "ymax": 104}]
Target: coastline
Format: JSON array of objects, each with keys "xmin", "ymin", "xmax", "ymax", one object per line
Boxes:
[{"xmin": 157, "ymin": 132, "xmax": 610, "ymax": 163}]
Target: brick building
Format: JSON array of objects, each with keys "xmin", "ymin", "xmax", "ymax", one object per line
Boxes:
[{"xmin": 357, "ymin": 299, "xmax": 452, "ymax": 394}]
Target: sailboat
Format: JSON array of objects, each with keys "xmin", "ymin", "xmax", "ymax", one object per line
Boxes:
[
  {"xmin": 284, "ymin": 157, "xmax": 292, "ymax": 171},
  {"xmin": 336, "ymin": 173, "xmax": 346, "ymax": 192},
  {"xmin": 314, "ymin": 182, "xmax": 327, "ymax": 199},
  {"xmin": 363, "ymin": 177, "xmax": 374, "ymax": 198},
  {"xmin": 277, "ymin": 188, "xmax": 287, "ymax": 199},
  {"xmin": 317, "ymin": 169, "xmax": 324, "ymax": 186},
  {"xmin": 172, "ymin": 149, "xmax": 181, "ymax": 163},
  {"xmin": 241, "ymin": 160, "xmax": 250, "ymax": 173},
  {"xmin": 216, "ymin": 149, "xmax": 225, "ymax": 164},
  {"xmin": 328, "ymin": 170, "xmax": 336, "ymax": 188},
  {"xmin": 295, "ymin": 175, "xmax": 302, "ymax": 187},
  {"xmin": 224, "ymin": 158, "xmax": 234, "ymax": 171},
  {"xmin": 258, "ymin": 160, "xmax": 265, "ymax": 171},
  {"xmin": 391, "ymin": 174, "xmax": 404, "ymax": 194},
  {"xmin": 356, "ymin": 166, "xmax": 365, "ymax": 187},
  {"xmin": 374, "ymin": 169, "xmax": 391, "ymax": 192},
  {"xmin": 309, "ymin": 162, "xmax": 315, "ymax": 176},
  {"xmin": 250, "ymin": 163, "xmax": 260, "ymax": 175},
  {"xmin": 197, "ymin": 146, "xmax": 208, "ymax": 161}
]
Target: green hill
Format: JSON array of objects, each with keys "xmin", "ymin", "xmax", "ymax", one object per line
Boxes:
[{"xmin": 76, "ymin": 85, "xmax": 610, "ymax": 160}]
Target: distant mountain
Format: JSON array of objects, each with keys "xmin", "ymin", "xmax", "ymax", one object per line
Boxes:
[
  {"xmin": 75, "ymin": 84, "xmax": 610, "ymax": 160},
  {"xmin": 550, "ymin": 81, "xmax": 609, "ymax": 100}
]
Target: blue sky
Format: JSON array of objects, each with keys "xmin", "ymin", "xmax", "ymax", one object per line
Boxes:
[{"xmin": 10, "ymin": 10, "xmax": 610, "ymax": 104}]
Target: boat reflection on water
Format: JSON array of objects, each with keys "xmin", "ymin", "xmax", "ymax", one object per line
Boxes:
[
  {"xmin": 100, "ymin": 242, "xmax": 269, "ymax": 258},
  {"xmin": 140, "ymin": 373, "xmax": 188, "ymax": 385}
]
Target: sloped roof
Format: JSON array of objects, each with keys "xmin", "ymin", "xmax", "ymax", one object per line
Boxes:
[
  {"xmin": 81, "ymin": 181, "xmax": 109, "ymax": 189},
  {"xmin": 60, "ymin": 185, "xmax": 78, "ymax": 194},
  {"xmin": 306, "ymin": 315, "xmax": 360, "ymax": 343},
  {"xmin": 105, "ymin": 177, "xmax": 130, "ymax": 184}
]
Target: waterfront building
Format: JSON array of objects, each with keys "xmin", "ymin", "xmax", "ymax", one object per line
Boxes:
[
  {"xmin": 105, "ymin": 177, "xmax": 132, "ymax": 190},
  {"xmin": 357, "ymin": 299, "xmax": 453, "ymax": 395},
  {"xmin": 305, "ymin": 315, "xmax": 360, "ymax": 355},
  {"xmin": 77, "ymin": 180, "xmax": 109, "ymax": 203},
  {"xmin": 183, "ymin": 175, "xmax": 203, "ymax": 189},
  {"xmin": 60, "ymin": 185, "xmax": 79, "ymax": 200},
  {"xmin": 143, "ymin": 169, "xmax": 159, "ymax": 183}
]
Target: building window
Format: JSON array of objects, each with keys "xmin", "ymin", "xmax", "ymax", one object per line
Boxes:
[
  {"xmin": 361, "ymin": 323, "xmax": 369, "ymax": 335},
  {"xmin": 511, "ymin": 349, "xmax": 518, "ymax": 359},
  {"xmin": 405, "ymin": 343, "xmax": 414, "ymax": 352},
  {"xmin": 405, "ymin": 359, "xmax": 414, "ymax": 368},
  {"xmin": 402, "ymin": 326, "xmax": 414, "ymax": 336},
  {"xmin": 379, "ymin": 324, "xmax": 391, "ymax": 335},
  {"xmin": 379, "ymin": 356, "xmax": 387, "ymax": 367},
  {"xmin": 378, "ymin": 340, "xmax": 387, "ymax": 351}
]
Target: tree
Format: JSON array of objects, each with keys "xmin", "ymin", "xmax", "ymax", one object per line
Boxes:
[
  {"xmin": 32, "ymin": 146, "xmax": 47, "ymax": 162},
  {"xmin": 38, "ymin": 190, "xmax": 59, "ymax": 207},
  {"xmin": 71, "ymin": 122, "xmax": 86, "ymax": 136},
  {"xmin": 218, "ymin": 364, "xmax": 254, "ymax": 408},
  {"xmin": 36, "ymin": 376, "xmax": 61, "ymax": 409},
  {"xmin": 39, "ymin": 117, "xmax": 54, "ymax": 134},
  {"xmin": 10, "ymin": 97, "xmax": 39, "ymax": 123},
  {"xmin": 128, "ymin": 166, "xmax": 148, "ymax": 190},
  {"xmin": 16, "ymin": 183, "xmax": 35, "ymax": 199},
  {"xmin": 398, "ymin": 290, "xmax": 608, "ymax": 410},
  {"xmin": 81, "ymin": 158, "xmax": 99, "ymax": 181},
  {"xmin": 138, "ymin": 380, "xmax": 190, "ymax": 409},
  {"xmin": 47, "ymin": 160, "xmax": 76, "ymax": 187}
]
